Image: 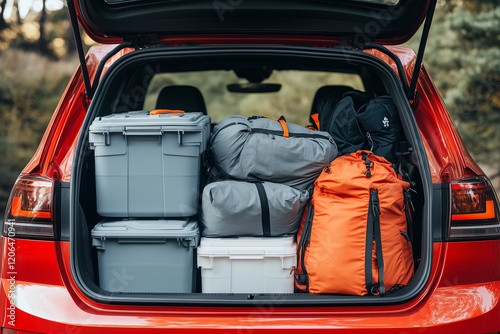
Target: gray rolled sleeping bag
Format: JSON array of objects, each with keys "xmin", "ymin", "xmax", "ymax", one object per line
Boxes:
[
  {"xmin": 210, "ymin": 116, "xmax": 337, "ymax": 191},
  {"xmin": 201, "ymin": 181, "xmax": 309, "ymax": 237}
]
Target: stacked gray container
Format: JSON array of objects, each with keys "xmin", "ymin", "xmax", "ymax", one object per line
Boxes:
[{"xmin": 89, "ymin": 111, "xmax": 211, "ymax": 293}]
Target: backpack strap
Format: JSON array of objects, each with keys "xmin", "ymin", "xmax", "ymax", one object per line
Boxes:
[
  {"xmin": 395, "ymin": 141, "xmax": 416, "ymax": 244},
  {"xmin": 404, "ymin": 189, "xmax": 414, "ymax": 244},
  {"xmin": 395, "ymin": 141, "xmax": 416, "ymax": 186},
  {"xmin": 372, "ymin": 190, "xmax": 385, "ymax": 296},
  {"xmin": 296, "ymin": 187, "xmax": 315, "ymax": 291},
  {"xmin": 366, "ymin": 189, "xmax": 385, "ymax": 296},
  {"xmin": 365, "ymin": 191, "xmax": 375, "ymax": 294}
]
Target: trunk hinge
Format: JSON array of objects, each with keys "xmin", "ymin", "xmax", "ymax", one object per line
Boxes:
[
  {"xmin": 408, "ymin": 0, "xmax": 437, "ymax": 101},
  {"xmin": 67, "ymin": 0, "xmax": 92, "ymax": 101},
  {"xmin": 361, "ymin": 0, "xmax": 437, "ymax": 105},
  {"xmin": 67, "ymin": 3, "xmax": 147, "ymax": 101}
]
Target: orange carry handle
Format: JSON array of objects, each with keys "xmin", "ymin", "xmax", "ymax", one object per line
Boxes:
[
  {"xmin": 150, "ymin": 109, "xmax": 185, "ymax": 115},
  {"xmin": 260, "ymin": 116, "xmax": 289, "ymax": 138},
  {"xmin": 279, "ymin": 119, "xmax": 289, "ymax": 138},
  {"xmin": 250, "ymin": 115, "xmax": 289, "ymax": 138},
  {"xmin": 310, "ymin": 113, "xmax": 320, "ymax": 130}
]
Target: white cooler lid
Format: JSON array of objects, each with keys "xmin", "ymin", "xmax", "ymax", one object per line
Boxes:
[{"xmin": 197, "ymin": 236, "xmax": 296, "ymax": 257}]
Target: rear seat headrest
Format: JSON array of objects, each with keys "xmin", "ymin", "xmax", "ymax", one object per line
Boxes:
[{"xmin": 155, "ymin": 85, "xmax": 207, "ymax": 115}]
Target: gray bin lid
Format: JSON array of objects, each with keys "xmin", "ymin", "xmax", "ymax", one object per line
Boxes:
[
  {"xmin": 91, "ymin": 219, "xmax": 199, "ymax": 241},
  {"xmin": 89, "ymin": 111, "xmax": 210, "ymax": 133}
]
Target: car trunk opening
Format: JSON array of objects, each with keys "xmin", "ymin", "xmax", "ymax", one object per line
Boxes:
[{"xmin": 70, "ymin": 45, "xmax": 432, "ymax": 306}]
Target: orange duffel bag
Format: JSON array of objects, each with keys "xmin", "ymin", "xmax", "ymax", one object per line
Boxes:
[{"xmin": 295, "ymin": 151, "xmax": 414, "ymax": 296}]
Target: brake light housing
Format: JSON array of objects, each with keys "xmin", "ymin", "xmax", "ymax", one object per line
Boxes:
[
  {"xmin": 2, "ymin": 175, "xmax": 55, "ymax": 240},
  {"xmin": 449, "ymin": 176, "xmax": 500, "ymax": 240}
]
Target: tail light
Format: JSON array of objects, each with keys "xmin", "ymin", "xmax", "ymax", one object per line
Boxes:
[
  {"xmin": 2, "ymin": 175, "xmax": 55, "ymax": 240},
  {"xmin": 449, "ymin": 176, "xmax": 500, "ymax": 240}
]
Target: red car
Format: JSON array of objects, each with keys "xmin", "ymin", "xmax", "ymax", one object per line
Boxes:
[{"xmin": 2, "ymin": 0, "xmax": 500, "ymax": 333}]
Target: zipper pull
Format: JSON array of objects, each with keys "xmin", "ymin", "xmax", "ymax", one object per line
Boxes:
[
  {"xmin": 400, "ymin": 231, "xmax": 411, "ymax": 242},
  {"xmin": 362, "ymin": 152, "xmax": 374, "ymax": 178},
  {"xmin": 366, "ymin": 132, "xmax": 374, "ymax": 152},
  {"xmin": 405, "ymin": 189, "xmax": 415, "ymax": 211}
]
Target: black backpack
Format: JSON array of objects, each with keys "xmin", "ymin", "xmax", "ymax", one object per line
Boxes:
[
  {"xmin": 313, "ymin": 91, "xmax": 411, "ymax": 167},
  {"xmin": 313, "ymin": 90, "xmax": 370, "ymax": 156}
]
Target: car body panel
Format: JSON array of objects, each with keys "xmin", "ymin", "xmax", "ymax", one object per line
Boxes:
[
  {"xmin": 2, "ymin": 238, "xmax": 500, "ymax": 332},
  {"xmin": 3, "ymin": 40, "xmax": 497, "ymax": 333}
]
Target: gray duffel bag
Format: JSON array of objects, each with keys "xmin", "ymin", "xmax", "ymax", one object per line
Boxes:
[
  {"xmin": 210, "ymin": 115, "xmax": 337, "ymax": 190},
  {"xmin": 201, "ymin": 180, "xmax": 309, "ymax": 237}
]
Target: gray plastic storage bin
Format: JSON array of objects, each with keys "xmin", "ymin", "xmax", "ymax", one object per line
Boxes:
[
  {"xmin": 89, "ymin": 111, "xmax": 211, "ymax": 217},
  {"xmin": 91, "ymin": 219, "xmax": 199, "ymax": 293}
]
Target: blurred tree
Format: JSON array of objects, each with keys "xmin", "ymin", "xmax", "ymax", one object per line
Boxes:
[
  {"xmin": 14, "ymin": 0, "xmax": 22, "ymax": 24},
  {"xmin": 38, "ymin": 0, "xmax": 49, "ymax": 54},
  {"xmin": 0, "ymin": 0, "xmax": 8, "ymax": 30}
]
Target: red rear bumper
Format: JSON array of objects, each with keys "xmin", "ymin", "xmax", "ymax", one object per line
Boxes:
[{"xmin": 1, "ymin": 238, "xmax": 500, "ymax": 333}]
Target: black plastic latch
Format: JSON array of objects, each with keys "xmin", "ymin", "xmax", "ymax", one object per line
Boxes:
[{"xmin": 125, "ymin": 35, "xmax": 160, "ymax": 49}]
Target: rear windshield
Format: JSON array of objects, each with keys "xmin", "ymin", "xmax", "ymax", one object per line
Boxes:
[{"xmin": 143, "ymin": 70, "xmax": 364, "ymax": 125}]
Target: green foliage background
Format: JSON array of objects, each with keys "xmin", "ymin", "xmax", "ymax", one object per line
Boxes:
[
  {"xmin": 0, "ymin": 1, "xmax": 499, "ymax": 216},
  {"xmin": 406, "ymin": 0, "xmax": 500, "ymax": 169}
]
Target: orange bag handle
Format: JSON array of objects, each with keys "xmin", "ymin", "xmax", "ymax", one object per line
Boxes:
[
  {"xmin": 150, "ymin": 109, "xmax": 185, "ymax": 115},
  {"xmin": 310, "ymin": 113, "xmax": 320, "ymax": 130},
  {"xmin": 279, "ymin": 119, "xmax": 289, "ymax": 138},
  {"xmin": 249, "ymin": 115, "xmax": 289, "ymax": 138},
  {"xmin": 261, "ymin": 116, "xmax": 289, "ymax": 138}
]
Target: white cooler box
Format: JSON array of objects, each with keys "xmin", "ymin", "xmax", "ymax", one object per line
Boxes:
[
  {"xmin": 91, "ymin": 219, "xmax": 199, "ymax": 293},
  {"xmin": 89, "ymin": 111, "xmax": 210, "ymax": 217},
  {"xmin": 197, "ymin": 237, "xmax": 296, "ymax": 294}
]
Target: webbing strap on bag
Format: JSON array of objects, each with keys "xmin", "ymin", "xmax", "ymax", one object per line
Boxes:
[
  {"xmin": 365, "ymin": 192, "xmax": 375, "ymax": 294},
  {"xmin": 296, "ymin": 193, "xmax": 314, "ymax": 291},
  {"xmin": 404, "ymin": 190, "xmax": 414, "ymax": 243},
  {"xmin": 372, "ymin": 189, "xmax": 385, "ymax": 296},
  {"xmin": 366, "ymin": 189, "xmax": 385, "ymax": 296},
  {"xmin": 254, "ymin": 182, "xmax": 271, "ymax": 237}
]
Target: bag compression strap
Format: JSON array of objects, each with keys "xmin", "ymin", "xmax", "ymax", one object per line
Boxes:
[
  {"xmin": 404, "ymin": 190, "xmax": 414, "ymax": 244},
  {"xmin": 366, "ymin": 189, "xmax": 385, "ymax": 296},
  {"xmin": 365, "ymin": 191, "xmax": 375, "ymax": 294},
  {"xmin": 395, "ymin": 141, "xmax": 415, "ymax": 244},
  {"xmin": 372, "ymin": 190, "xmax": 386, "ymax": 296},
  {"xmin": 296, "ymin": 187, "xmax": 315, "ymax": 291},
  {"xmin": 254, "ymin": 182, "xmax": 271, "ymax": 237}
]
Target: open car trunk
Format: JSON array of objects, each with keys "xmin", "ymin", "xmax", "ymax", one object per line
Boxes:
[{"xmin": 70, "ymin": 44, "xmax": 432, "ymax": 306}]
